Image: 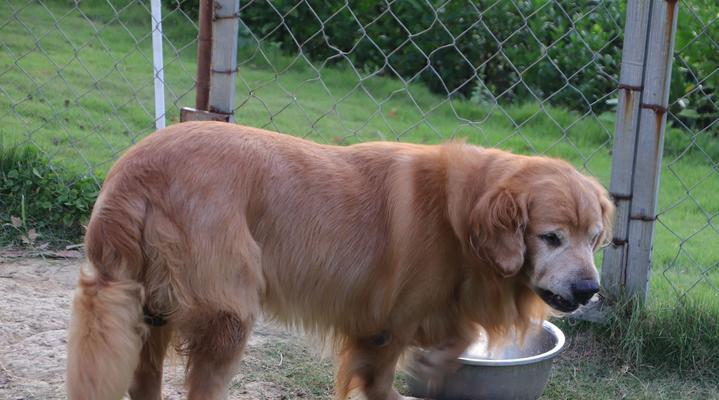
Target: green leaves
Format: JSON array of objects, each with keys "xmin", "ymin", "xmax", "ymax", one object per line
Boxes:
[
  {"xmin": 0, "ymin": 146, "xmax": 99, "ymax": 245},
  {"xmin": 235, "ymin": 0, "xmax": 625, "ymax": 113},
  {"xmin": 670, "ymin": 2, "xmax": 719, "ymax": 134}
]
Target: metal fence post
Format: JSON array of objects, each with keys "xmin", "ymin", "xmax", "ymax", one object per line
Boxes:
[
  {"xmin": 208, "ymin": 0, "xmax": 240, "ymax": 120},
  {"xmin": 624, "ymin": 0, "xmax": 679, "ymax": 300},
  {"xmin": 602, "ymin": 0, "xmax": 679, "ymax": 303},
  {"xmin": 601, "ymin": 0, "xmax": 652, "ymax": 302},
  {"xmin": 195, "ymin": 0, "xmax": 213, "ymax": 111},
  {"xmin": 181, "ymin": 0, "xmax": 239, "ymax": 123}
]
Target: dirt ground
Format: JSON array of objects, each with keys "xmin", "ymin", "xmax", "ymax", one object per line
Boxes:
[
  {"xmin": 0, "ymin": 256, "xmax": 327, "ymax": 400},
  {"xmin": 5, "ymin": 256, "xmax": 715, "ymax": 400}
]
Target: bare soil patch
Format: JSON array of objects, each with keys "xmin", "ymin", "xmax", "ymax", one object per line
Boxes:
[
  {"xmin": 3, "ymin": 257, "xmax": 715, "ymax": 400},
  {"xmin": 0, "ymin": 257, "xmax": 333, "ymax": 400}
]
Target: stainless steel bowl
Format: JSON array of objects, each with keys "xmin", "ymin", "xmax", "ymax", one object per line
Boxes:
[{"xmin": 406, "ymin": 320, "xmax": 565, "ymax": 400}]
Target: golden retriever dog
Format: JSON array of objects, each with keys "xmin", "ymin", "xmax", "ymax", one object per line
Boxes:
[{"xmin": 66, "ymin": 121, "xmax": 613, "ymax": 400}]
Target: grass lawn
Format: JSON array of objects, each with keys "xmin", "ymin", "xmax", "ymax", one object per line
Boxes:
[
  {"xmin": 237, "ymin": 326, "xmax": 719, "ymax": 400},
  {"xmin": 228, "ymin": 316, "xmax": 719, "ymax": 400},
  {"xmin": 1, "ymin": 1, "xmax": 718, "ymax": 398}
]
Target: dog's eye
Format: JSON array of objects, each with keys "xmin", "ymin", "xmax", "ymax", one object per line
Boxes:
[{"xmin": 539, "ymin": 232, "xmax": 562, "ymax": 247}]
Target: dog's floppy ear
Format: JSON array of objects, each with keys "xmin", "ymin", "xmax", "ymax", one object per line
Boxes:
[
  {"xmin": 469, "ymin": 188, "xmax": 529, "ymax": 277},
  {"xmin": 591, "ymin": 179, "xmax": 615, "ymax": 251}
]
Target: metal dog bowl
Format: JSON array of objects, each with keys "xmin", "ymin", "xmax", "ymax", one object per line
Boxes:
[{"xmin": 407, "ymin": 320, "xmax": 565, "ymax": 400}]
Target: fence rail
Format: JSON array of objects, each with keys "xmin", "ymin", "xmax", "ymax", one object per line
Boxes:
[{"xmin": 1, "ymin": 0, "xmax": 717, "ymax": 307}]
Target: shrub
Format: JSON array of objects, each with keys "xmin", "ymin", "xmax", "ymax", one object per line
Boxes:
[
  {"xmin": 235, "ymin": 0, "xmax": 717, "ymax": 139},
  {"xmin": 670, "ymin": 0, "xmax": 719, "ymax": 135},
  {"xmin": 0, "ymin": 146, "xmax": 99, "ymax": 246},
  {"xmin": 231, "ymin": 0, "xmax": 625, "ymax": 113},
  {"xmin": 78, "ymin": 0, "xmax": 716, "ymax": 134}
]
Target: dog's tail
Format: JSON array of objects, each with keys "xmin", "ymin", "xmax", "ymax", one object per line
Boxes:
[{"xmin": 66, "ymin": 194, "xmax": 148, "ymax": 400}]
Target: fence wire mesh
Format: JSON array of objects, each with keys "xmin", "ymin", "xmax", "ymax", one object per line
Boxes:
[
  {"xmin": 1, "ymin": 0, "xmax": 198, "ymax": 179},
  {"xmin": 657, "ymin": 0, "xmax": 719, "ymax": 302},
  {"xmin": 232, "ymin": 0, "xmax": 621, "ymax": 178},
  {"xmin": 0, "ymin": 0, "xmax": 717, "ymax": 304}
]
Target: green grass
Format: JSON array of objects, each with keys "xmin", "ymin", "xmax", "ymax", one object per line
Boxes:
[
  {"xmin": 233, "ymin": 318, "xmax": 719, "ymax": 400},
  {"xmin": 545, "ymin": 337, "xmax": 719, "ymax": 400},
  {"xmin": 234, "ymin": 339, "xmax": 335, "ymax": 399},
  {"xmin": 546, "ymin": 298, "xmax": 719, "ymax": 399},
  {"xmin": 1, "ymin": 2, "xmax": 718, "ymax": 397},
  {"xmin": 2, "ymin": 0, "xmax": 716, "ymax": 304}
]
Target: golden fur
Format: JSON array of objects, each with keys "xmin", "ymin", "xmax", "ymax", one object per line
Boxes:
[{"xmin": 66, "ymin": 121, "xmax": 613, "ymax": 400}]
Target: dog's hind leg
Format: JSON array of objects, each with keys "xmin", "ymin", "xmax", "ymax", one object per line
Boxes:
[
  {"xmin": 128, "ymin": 323, "xmax": 173, "ymax": 400},
  {"xmin": 172, "ymin": 218, "xmax": 263, "ymax": 399},
  {"xmin": 180, "ymin": 311, "xmax": 254, "ymax": 400}
]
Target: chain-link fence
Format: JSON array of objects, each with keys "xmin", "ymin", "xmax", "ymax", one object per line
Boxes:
[
  {"xmin": 1, "ymin": 0, "xmax": 199, "ymax": 244},
  {"xmin": 1, "ymin": 0, "xmax": 717, "ymax": 306},
  {"xmin": 232, "ymin": 0, "xmax": 621, "ymax": 172},
  {"xmin": 1, "ymin": 0, "xmax": 197, "ymax": 176},
  {"xmin": 657, "ymin": 0, "xmax": 719, "ymax": 302}
]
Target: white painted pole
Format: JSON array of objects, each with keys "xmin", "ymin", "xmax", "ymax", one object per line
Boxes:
[{"xmin": 150, "ymin": 0, "xmax": 166, "ymax": 129}]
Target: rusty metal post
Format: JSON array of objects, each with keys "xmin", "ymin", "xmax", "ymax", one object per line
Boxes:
[
  {"xmin": 207, "ymin": 0, "xmax": 240, "ymax": 119},
  {"xmin": 600, "ymin": 0, "xmax": 652, "ymax": 303},
  {"xmin": 195, "ymin": 0, "xmax": 212, "ymax": 111},
  {"xmin": 623, "ymin": 0, "xmax": 679, "ymax": 300},
  {"xmin": 183, "ymin": 0, "xmax": 237, "ymax": 123},
  {"xmin": 600, "ymin": 0, "xmax": 679, "ymax": 304}
]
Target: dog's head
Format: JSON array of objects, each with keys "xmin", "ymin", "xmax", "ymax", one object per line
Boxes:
[{"xmin": 468, "ymin": 158, "xmax": 614, "ymax": 313}]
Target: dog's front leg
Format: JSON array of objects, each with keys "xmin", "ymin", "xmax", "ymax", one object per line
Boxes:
[
  {"xmin": 405, "ymin": 335, "xmax": 474, "ymax": 389},
  {"xmin": 336, "ymin": 331, "xmax": 412, "ymax": 400},
  {"xmin": 346, "ymin": 390, "xmax": 423, "ymax": 400}
]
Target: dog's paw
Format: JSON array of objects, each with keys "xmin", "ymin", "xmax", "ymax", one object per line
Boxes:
[
  {"xmin": 346, "ymin": 388, "xmax": 423, "ymax": 400},
  {"xmin": 406, "ymin": 347, "xmax": 461, "ymax": 383},
  {"xmin": 345, "ymin": 389, "xmax": 367, "ymax": 400}
]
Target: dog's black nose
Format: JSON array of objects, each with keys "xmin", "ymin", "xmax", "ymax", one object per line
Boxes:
[{"xmin": 571, "ymin": 279, "xmax": 599, "ymax": 305}]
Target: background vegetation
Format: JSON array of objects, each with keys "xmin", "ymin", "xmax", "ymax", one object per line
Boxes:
[
  {"xmin": 168, "ymin": 0, "xmax": 718, "ymax": 132},
  {"xmin": 1, "ymin": 1, "xmax": 717, "ymax": 398}
]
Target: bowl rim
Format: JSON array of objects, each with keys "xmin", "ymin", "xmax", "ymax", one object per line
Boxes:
[{"xmin": 457, "ymin": 320, "xmax": 565, "ymax": 366}]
